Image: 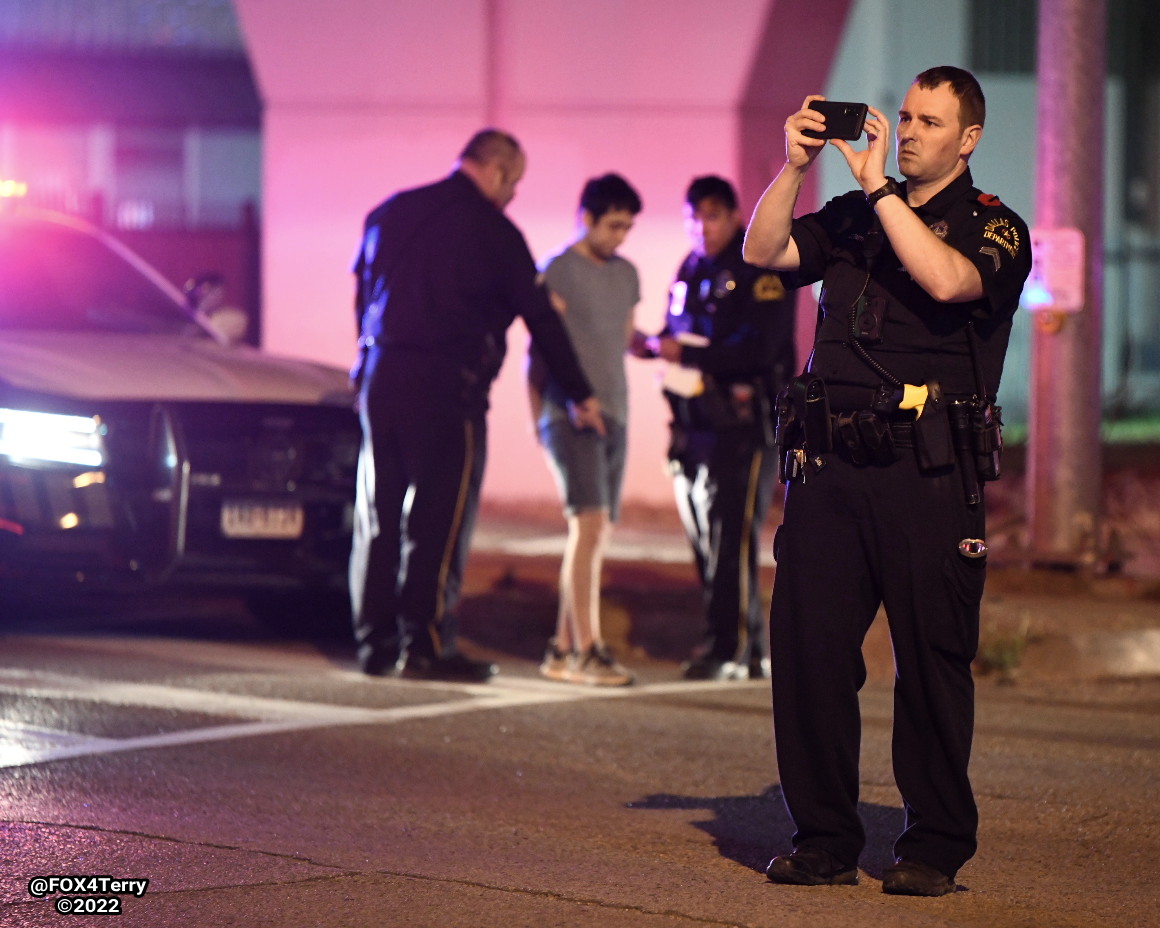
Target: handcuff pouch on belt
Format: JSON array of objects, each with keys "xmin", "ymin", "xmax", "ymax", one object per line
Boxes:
[{"xmin": 833, "ymin": 410, "xmax": 897, "ymax": 466}]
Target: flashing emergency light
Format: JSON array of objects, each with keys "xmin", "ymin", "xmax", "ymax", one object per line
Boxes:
[
  {"xmin": 1019, "ymin": 280, "xmax": 1053, "ymax": 311},
  {"xmin": 1021, "ymin": 227, "xmax": 1085, "ymax": 313}
]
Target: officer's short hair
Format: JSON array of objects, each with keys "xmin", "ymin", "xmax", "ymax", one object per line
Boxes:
[
  {"xmin": 685, "ymin": 175, "xmax": 738, "ymax": 212},
  {"xmin": 459, "ymin": 129, "xmax": 522, "ymax": 166},
  {"xmin": 914, "ymin": 66, "xmax": 986, "ymax": 130},
  {"xmin": 579, "ymin": 173, "xmax": 643, "ymax": 221}
]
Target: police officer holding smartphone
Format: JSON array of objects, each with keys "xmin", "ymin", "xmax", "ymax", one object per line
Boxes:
[{"xmin": 744, "ymin": 67, "xmax": 1031, "ymax": 895}]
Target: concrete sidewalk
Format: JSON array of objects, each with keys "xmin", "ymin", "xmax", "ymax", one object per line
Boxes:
[{"xmin": 467, "ymin": 501, "xmax": 1160, "ymax": 684}]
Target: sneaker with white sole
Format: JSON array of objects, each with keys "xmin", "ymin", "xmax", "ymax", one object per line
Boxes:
[
  {"xmin": 570, "ymin": 642, "xmax": 634, "ymax": 686},
  {"xmin": 540, "ymin": 639, "xmax": 575, "ymax": 681}
]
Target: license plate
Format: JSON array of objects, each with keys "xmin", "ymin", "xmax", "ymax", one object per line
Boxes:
[{"xmin": 220, "ymin": 501, "xmax": 304, "ymax": 539}]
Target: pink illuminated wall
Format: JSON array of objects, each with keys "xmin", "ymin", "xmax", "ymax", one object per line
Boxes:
[{"xmin": 233, "ymin": 0, "xmax": 850, "ymax": 507}]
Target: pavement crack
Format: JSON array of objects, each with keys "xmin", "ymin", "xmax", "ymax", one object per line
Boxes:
[
  {"xmin": 367, "ymin": 868, "xmax": 766, "ymax": 926},
  {"xmin": 7, "ymin": 819, "xmax": 358, "ymax": 874}
]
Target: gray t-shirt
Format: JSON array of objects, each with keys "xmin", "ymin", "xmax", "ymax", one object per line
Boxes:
[{"xmin": 538, "ymin": 245, "xmax": 640, "ymax": 426}]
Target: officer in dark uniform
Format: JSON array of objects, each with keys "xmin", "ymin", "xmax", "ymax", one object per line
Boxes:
[
  {"xmin": 744, "ymin": 68, "xmax": 1031, "ymax": 896},
  {"xmin": 350, "ymin": 129, "xmax": 602, "ymax": 682},
  {"xmin": 639, "ymin": 175, "xmax": 795, "ymax": 681}
]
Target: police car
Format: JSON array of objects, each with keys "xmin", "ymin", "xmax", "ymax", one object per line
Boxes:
[{"xmin": 0, "ymin": 202, "xmax": 360, "ymax": 629}]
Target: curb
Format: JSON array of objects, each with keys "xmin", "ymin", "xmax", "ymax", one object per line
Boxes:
[{"xmin": 1018, "ymin": 628, "xmax": 1160, "ymax": 681}]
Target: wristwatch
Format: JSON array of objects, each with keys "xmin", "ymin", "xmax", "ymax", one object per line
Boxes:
[{"xmin": 866, "ymin": 178, "xmax": 903, "ymax": 207}]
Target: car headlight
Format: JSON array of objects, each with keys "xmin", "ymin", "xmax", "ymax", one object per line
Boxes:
[{"xmin": 0, "ymin": 408, "xmax": 105, "ymax": 467}]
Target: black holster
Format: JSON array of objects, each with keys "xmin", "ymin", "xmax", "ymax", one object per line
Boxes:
[
  {"xmin": 912, "ymin": 380, "xmax": 955, "ymax": 472},
  {"xmin": 775, "ymin": 374, "xmax": 832, "ymax": 482}
]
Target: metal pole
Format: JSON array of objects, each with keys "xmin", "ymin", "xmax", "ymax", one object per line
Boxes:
[{"xmin": 1027, "ymin": 0, "xmax": 1106, "ymax": 568}]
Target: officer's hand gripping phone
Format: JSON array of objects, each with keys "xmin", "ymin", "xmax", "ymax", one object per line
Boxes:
[{"xmin": 802, "ymin": 101, "xmax": 868, "ymax": 140}]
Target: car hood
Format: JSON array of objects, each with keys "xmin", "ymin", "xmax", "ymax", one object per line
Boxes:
[{"xmin": 0, "ymin": 332, "xmax": 355, "ymax": 406}]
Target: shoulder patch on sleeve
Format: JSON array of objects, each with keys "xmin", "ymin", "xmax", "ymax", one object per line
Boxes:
[
  {"xmin": 982, "ymin": 216, "xmax": 1022, "ymax": 259},
  {"xmin": 977, "ymin": 192, "xmax": 1003, "ymax": 208},
  {"xmin": 753, "ymin": 273, "xmax": 787, "ymax": 302}
]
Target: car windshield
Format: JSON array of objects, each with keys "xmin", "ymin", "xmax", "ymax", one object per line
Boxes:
[{"xmin": 0, "ymin": 218, "xmax": 206, "ymax": 336}]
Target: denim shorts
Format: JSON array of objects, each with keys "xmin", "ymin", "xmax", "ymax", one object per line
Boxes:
[{"xmin": 539, "ymin": 415, "xmax": 627, "ymax": 521}]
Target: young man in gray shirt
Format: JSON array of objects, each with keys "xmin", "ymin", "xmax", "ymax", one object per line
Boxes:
[{"xmin": 527, "ymin": 173, "xmax": 643, "ymax": 685}]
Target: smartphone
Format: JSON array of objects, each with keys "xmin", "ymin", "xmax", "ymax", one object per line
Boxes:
[{"xmin": 802, "ymin": 100, "xmax": 868, "ymax": 140}]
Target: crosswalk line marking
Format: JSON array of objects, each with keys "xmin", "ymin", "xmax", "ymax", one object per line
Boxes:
[{"xmin": 0, "ymin": 667, "xmax": 754, "ymax": 769}]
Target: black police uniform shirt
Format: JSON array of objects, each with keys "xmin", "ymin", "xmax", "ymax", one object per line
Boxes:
[
  {"xmin": 790, "ymin": 169, "xmax": 1031, "ymax": 401},
  {"xmin": 352, "ymin": 170, "xmax": 592, "ymax": 412},
  {"xmin": 662, "ymin": 227, "xmax": 795, "ymax": 424}
]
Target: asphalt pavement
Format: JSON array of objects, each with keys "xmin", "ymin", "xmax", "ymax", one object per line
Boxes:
[{"xmin": 1, "ymin": 497, "xmax": 1158, "ymax": 928}]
